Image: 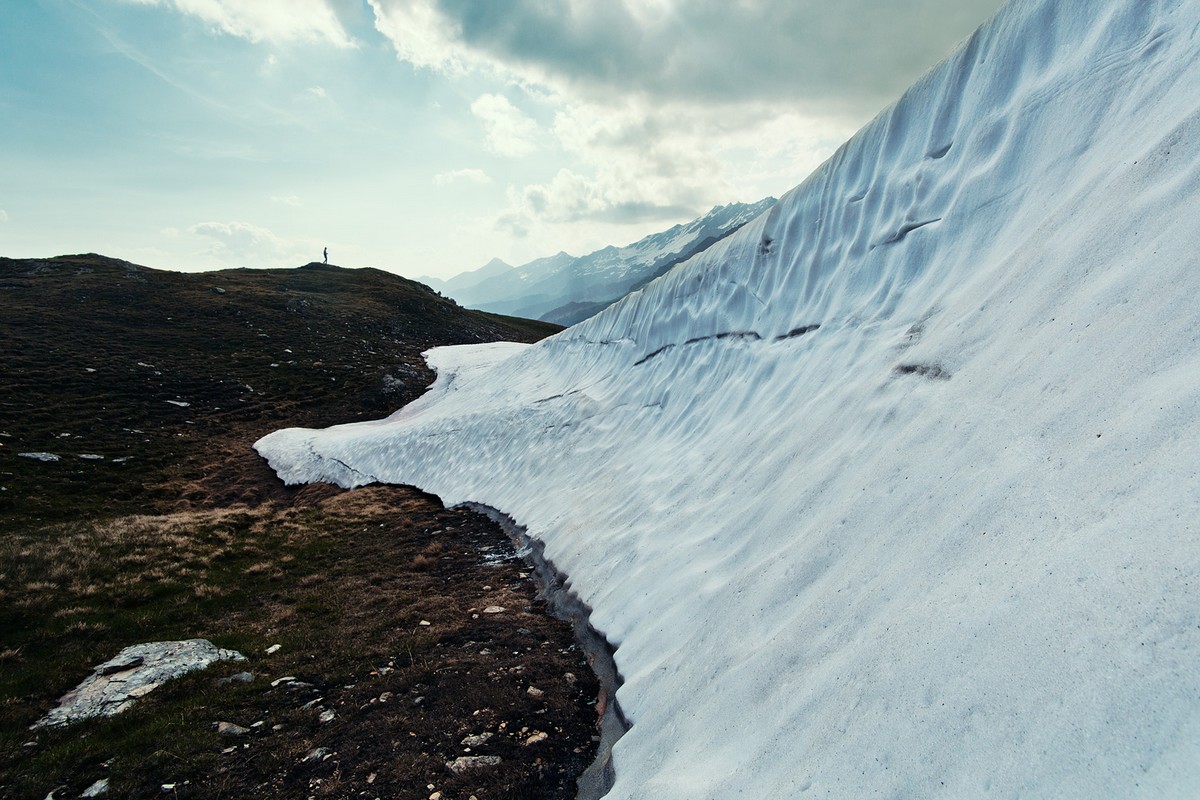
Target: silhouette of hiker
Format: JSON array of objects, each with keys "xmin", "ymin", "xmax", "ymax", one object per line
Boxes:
[{"xmin": 323, "ymin": 247, "xmax": 328, "ymax": 264}]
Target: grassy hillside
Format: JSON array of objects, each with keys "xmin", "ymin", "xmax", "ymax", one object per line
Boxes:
[{"xmin": 0, "ymin": 255, "xmax": 596, "ymax": 800}]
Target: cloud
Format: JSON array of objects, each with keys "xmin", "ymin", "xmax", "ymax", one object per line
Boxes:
[
  {"xmin": 271, "ymin": 195, "xmax": 304, "ymax": 206},
  {"xmin": 470, "ymin": 94, "xmax": 541, "ymax": 157},
  {"xmin": 0, "ymin": 209, "xmax": 8, "ymax": 223},
  {"xmin": 370, "ymin": 0, "xmax": 999, "ymax": 240},
  {"xmin": 307, "ymin": 85, "xmax": 329, "ymax": 99},
  {"xmin": 433, "ymin": 168, "xmax": 492, "ymax": 186},
  {"xmin": 490, "ymin": 97, "xmax": 848, "ymax": 233},
  {"xmin": 367, "ymin": 0, "xmax": 1004, "ymax": 113},
  {"xmin": 123, "ymin": 0, "xmax": 357, "ymax": 48},
  {"xmin": 188, "ymin": 220, "xmax": 308, "ymax": 264}
]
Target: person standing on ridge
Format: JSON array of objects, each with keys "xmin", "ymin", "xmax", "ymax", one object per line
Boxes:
[{"xmin": 323, "ymin": 247, "xmax": 328, "ymax": 264}]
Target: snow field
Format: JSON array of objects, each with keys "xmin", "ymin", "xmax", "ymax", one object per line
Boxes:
[{"xmin": 258, "ymin": 1, "xmax": 1200, "ymax": 796}]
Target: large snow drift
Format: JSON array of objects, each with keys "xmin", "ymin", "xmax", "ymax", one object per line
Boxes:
[{"xmin": 258, "ymin": 0, "xmax": 1200, "ymax": 796}]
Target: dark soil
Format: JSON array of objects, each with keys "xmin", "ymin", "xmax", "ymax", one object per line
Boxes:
[{"xmin": 0, "ymin": 255, "xmax": 599, "ymax": 800}]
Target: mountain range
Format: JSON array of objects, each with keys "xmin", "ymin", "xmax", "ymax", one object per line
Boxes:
[{"xmin": 420, "ymin": 198, "xmax": 776, "ymax": 325}]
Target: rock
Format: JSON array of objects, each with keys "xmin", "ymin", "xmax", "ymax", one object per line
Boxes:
[
  {"xmin": 99, "ymin": 656, "xmax": 145, "ymax": 676},
  {"xmin": 211, "ymin": 287, "xmax": 226, "ymax": 294},
  {"xmin": 216, "ymin": 722, "xmax": 250, "ymax": 736},
  {"xmin": 445, "ymin": 755, "xmax": 501, "ymax": 775},
  {"xmin": 270, "ymin": 675, "xmax": 296, "ymax": 687},
  {"xmin": 302, "ymin": 747, "xmax": 331, "ymax": 763},
  {"xmin": 318, "ymin": 709, "xmax": 336, "ymax": 724},
  {"xmin": 524, "ymin": 731, "xmax": 549, "ymax": 746},
  {"xmin": 80, "ymin": 779, "xmax": 109, "ymax": 798},
  {"xmin": 460, "ymin": 732, "xmax": 493, "ymax": 747},
  {"xmin": 265, "ymin": 644, "xmax": 282, "ymax": 655},
  {"xmin": 526, "ymin": 686, "xmax": 545, "ymax": 698},
  {"xmin": 32, "ymin": 640, "xmax": 244, "ymax": 729},
  {"xmin": 18, "ymin": 452, "xmax": 60, "ymax": 462},
  {"xmin": 482, "ymin": 606, "xmax": 505, "ymax": 614},
  {"xmin": 217, "ymin": 671, "xmax": 254, "ymax": 686}
]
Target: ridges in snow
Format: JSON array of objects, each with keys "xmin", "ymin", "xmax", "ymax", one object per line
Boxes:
[{"xmin": 258, "ymin": 1, "xmax": 1200, "ymax": 797}]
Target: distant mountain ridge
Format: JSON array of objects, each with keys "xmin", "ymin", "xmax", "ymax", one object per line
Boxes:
[{"xmin": 429, "ymin": 198, "xmax": 776, "ymax": 325}]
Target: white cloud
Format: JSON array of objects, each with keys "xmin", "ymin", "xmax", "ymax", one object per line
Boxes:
[
  {"xmin": 0, "ymin": 209, "xmax": 8, "ymax": 223},
  {"xmin": 307, "ymin": 85, "xmax": 328, "ymax": 99},
  {"xmin": 188, "ymin": 220, "xmax": 309, "ymax": 264},
  {"xmin": 123, "ymin": 0, "xmax": 356, "ymax": 48},
  {"xmin": 491, "ymin": 98, "xmax": 854, "ymax": 235},
  {"xmin": 367, "ymin": 0, "xmax": 469, "ymax": 74},
  {"xmin": 271, "ymin": 195, "xmax": 304, "ymax": 206},
  {"xmin": 368, "ymin": 1, "xmax": 917, "ymax": 235},
  {"xmin": 367, "ymin": 0, "xmax": 1003, "ymax": 112},
  {"xmin": 470, "ymin": 94, "xmax": 541, "ymax": 158},
  {"xmin": 433, "ymin": 168, "xmax": 492, "ymax": 186}
]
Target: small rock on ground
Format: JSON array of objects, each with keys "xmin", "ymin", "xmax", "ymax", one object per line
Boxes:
[{"xmin": 446, "ymin": 755, "xmax": 502, "ymax": 775}]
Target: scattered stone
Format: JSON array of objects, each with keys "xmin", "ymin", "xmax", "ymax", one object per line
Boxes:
[
  {"xmin": 446, "ymin": 755, "xmax": 501, "ymax": 775},
  {"xmin": 33, "ymin": 640, "xmax": 244, "ymax": 728},
  {"xmin": 265, "ymin": 644, "xmax": 282, "ymax": 655},
  {"xmin": 18, "ymin": 452, "xmax": 60, "ymax": 462},
  {"xmin": 270, "ymin": 676, "xmax": 295, "ymax": 687},
  {"xmin": 564, "ymin": 672, "xmax": 577, "ymax": 685},
  {"xmin": 482, "ymin": 606, "xmax": 505, "ymax": 614},
  {"xmin": 216, "ymin": 722, "xmax": 250, "ymax": 736},
  {"xmin": 77, "ymin": 454, "xmax": 104, "ymax": 460},
  {"xmin": 164, "ymin": 400, "xmax": 190, "ymax": 407},
  {"xmin": 318, "ymin": 709, "xmax": 336, "ymax": 724},
  {"xmin": 217, "ymin": 671, "xmax": 254, "ymax": 686},
  {"xmin": 460, "ymin": 732, "xmax": 493, "ymax": 747},
  {"xmin": 211, "ymin": 287, "xmax": 226, "ymax": 294},
  {"xmin": 526, "ymin": 686, "xmax": 545, "ymax": 699},
  {"xmin": 378, "ymin": 691, "xmax": 393, "ymax": 702},
  {"xmin": 221, "ymin": 746, "xmax": 237, "ymax": 754},
  {"xmin": 300, "ymin": 697, "xmax": 324, "ymax": 710},
  {"xmin": 524, "ymin": 731, "xmax": 549, "ymax": 746},
  {"xmin": 429, "ymin": 793, "xmax": 443, "ymax": 800},
  {"xmin": 419, "ymin": 620, "xmax": 431, "ymax": 626},
  {"xmin": 80, "ymin": 779, "xmax": 109, "ymax": 797},
  {"xmin": 301, "ymin": 747, "xmax": 331, "ymax": 763}
]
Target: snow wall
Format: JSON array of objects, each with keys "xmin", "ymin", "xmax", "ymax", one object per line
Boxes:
[{"xmin": 257, "ymin": 0, "xmax": 1200, "ymax": 796}]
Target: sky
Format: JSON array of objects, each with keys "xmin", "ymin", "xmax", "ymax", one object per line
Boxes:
[{"xmin": 0, "ymin": 0, "xmax": 1005, "ymax": 280}]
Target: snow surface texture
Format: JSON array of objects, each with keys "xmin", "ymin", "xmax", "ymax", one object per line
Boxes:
[{"xmin": 258, "ymin": 1, "xmax": 1200, "ymax": 796}]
